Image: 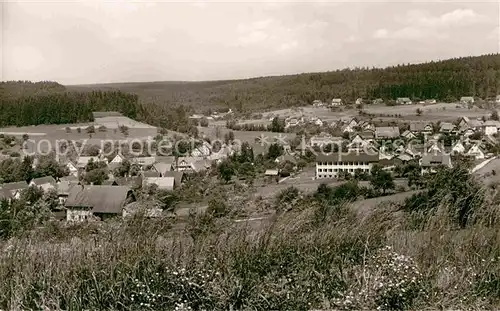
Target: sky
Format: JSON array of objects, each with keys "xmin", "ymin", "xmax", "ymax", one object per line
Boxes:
[{"xmin": 2, "ymin": 0, "xmax": 499, "ymax": 85}]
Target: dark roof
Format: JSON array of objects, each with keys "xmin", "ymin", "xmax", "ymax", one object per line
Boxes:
[
  {"xmin": 115, "ymin": 176, "xmax": 142, "ymax": 187},
  {"xmin": 65, "ymin": 185, "xmax": 133, "ymax": 214},
  {"xmin": 421, "ymin": 154, "xmax": 451, "ymax": 167},
  {"xmin": 316, "ymin": 152, "xmax": 379, "ymax": 163},
  {"xmin": 142, "ymin": 171, "xmax": 161, "ymax": 178},
  {"xmin": 30, "ymin": 176, "xmax": 56, "ymax": 186},
  {"xmin": 410, "ymin": 123, "xmax": 432, "ymax": 132},
  {"xmin": 92, "ymin": 111, "xmax": 123, "ymax": 118},
  {"xmin": 0, "ymin": 181, "xmax": 29, "ymax": 192},
  {"xmin": 375, "ymin": 127, "xmax": 400, "ymax": 139},
  {"xmin": 163, "ymin": 171, "xmax": 184, "ymax": 187},
  {"xmin": 152, "ymin": 162, "xmax": 172, "ymax": 175}
]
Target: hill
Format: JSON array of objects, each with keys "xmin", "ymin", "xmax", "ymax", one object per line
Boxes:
[{"xmin": 67, "ymin": 54, "xmax": 500, "ymax": 112}]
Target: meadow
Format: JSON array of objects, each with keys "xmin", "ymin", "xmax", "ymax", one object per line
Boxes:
[{"xmin": 1, "ymin": 167, "xmax": 500, "ymax": 310}]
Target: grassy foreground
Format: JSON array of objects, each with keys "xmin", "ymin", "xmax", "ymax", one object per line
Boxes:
[{"xmin": 1, "ymin": 170, "xmax": 500, "ymax": 310}]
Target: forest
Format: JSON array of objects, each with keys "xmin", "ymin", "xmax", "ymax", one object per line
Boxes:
[
  {"xmin": 68, "ymin": 54, "xmax": 500, "ymax": 111},
  {"xmin": 2, "ymin": 54, "xmax": 500, "ymax": 127},
  {"xmin": 0, "ymin": 82, "xmax": 196, "ymax": 134}
]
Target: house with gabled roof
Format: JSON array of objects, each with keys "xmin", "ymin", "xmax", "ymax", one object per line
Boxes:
[
  {"xmin": 397, "ymin": 97, "xmax": 412, "ymax": 105},
  {"xmin": 131, "ymin": 156, "xmax": 156, "ymax": 168},
  {"xmin": 375, "ymin": 127, "xmax": 400, "ymax": 139},
  {"xmin": 410, "ymin": 122, "xmax": 433, "ymax": 135},
  {"xmin": 483, "ymin": 120, "xmax": 500, "ymax": 136},
  {"xmin": 143, "ymin": 177, "xmax": 175, "ymax": 191},
  {"xmin": 331, "ymin": 98, "xmax": 343, "ymax": 106},
  {"xmin": 466, "ymin": 144, "xmax": 486, "ymax": 160},
  {"xmin": 0, "ymin": 181, "xmax": 29, "ymax": 200},
  {"xmin": 110, "ymin": 153, "xmax": 125, "ymax": 164},
  {"xmin": 29, "ymin": 176, "xmax": 57, "ymax": 192},
  {"xmin": 451, "ymin": 141, "xmax": 466, "ymax": 154},
  {"xmin": 420, "ymin": 154, "xmax": 452, "ymax": 175},
  {"xmin": 439, "ymin": 122, "xmax": 456, "ymax": 134},
  {"xmin": 65, "ymin": 185, "xmax": 135, "ymax": 221},
  {"xmin": 401, "ymin": 130, "xmax": 416, "ymax": 140},
  {"xmin": 460, "ymin": 96, "xmax": 475, "ymax": 104},
  {"xmin": 152, "ymin": 162, "xmax": 173, "ymax": 176}
]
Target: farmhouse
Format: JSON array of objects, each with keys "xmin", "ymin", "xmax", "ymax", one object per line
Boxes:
[
  {"xmin": 466, "ymin": 144, "xmax": 486, "ymax": 160},
  {"xmin": 375, "ymin": 127, "xmax": 400, "ymax": 139},
  {"xmin": 420, "ymin": 154, "xmax": 452, "ymax": 175},
  {"xmin": 331, "ymin": 98, "xmax": 343, "ymax": 106},
  {"xmin": 397, "ymin": 97, "xmax": 412, "ymax": 105},
  {"xmin": 316, "ymin": 152, "xmax": 379, "ymax": 178},
  {"xmin": 65, "ymin": 185, "xmax": 135, "ymax": 221},
  {"xmin": 163, "ymin": 171, "xmax": 185, "ymax": 188},
  {"xmin": 460, "ymin": 97, "xmax": 474, "ymax": 104},
  {"xmin": 483, "ymin": 120, "xmax": 500, "ymax": 136},
  {"xmin": 152, "ymin": 162, "xmax": 173, "ymax": 176},
  {"xmin": 0, "ymin": 181, "xmax": 29, "ymax": 200},
  {"xmin": 410, "ymin": 122, "xmax": 433, "ymax": 135},
  {"xmin": 29, "ymin": 176, "xmax": 56, "ymax": 192},
  {"xmin": 439, "ymin": 122, "xmax": 456, "ymax": 134}
]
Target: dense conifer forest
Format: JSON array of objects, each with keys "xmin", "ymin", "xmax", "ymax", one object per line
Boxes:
[
  {"xmin": 0, "ymin": 82, "xmax": 196, "ymax": 133},
  {"xmin": 2, "ymin": 54, "xmax": 499, "ymax": 127},
  {"xmin": 69, "ymin": 54, "xmax": 500, "ymax": 111}
]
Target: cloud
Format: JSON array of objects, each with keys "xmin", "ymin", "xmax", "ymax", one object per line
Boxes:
[
  {"xmin": 406, "ymin": 8, "xmax": 483, "ymax": 28},
  {"xmin": 234, "ymin": 31, "xmax": 269, "ymax": 46},
  {"xmin": 374, "ymin": 8, "xmax": 484, "ymax": 41}
]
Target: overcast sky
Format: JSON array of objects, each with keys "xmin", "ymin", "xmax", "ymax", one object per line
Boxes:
[{"xmin": 2, "ymin": 0, "xmax": 499, "ymax": 85}]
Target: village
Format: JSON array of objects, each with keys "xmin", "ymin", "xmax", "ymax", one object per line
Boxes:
[{"xmin": 1, "ymin": 95, "xmax": 500, "ymax": 223}]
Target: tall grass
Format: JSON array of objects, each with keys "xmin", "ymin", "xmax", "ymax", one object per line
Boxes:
[{"xmin": 1, "ymin": 197, "xmax": 500, "ymax": 310}]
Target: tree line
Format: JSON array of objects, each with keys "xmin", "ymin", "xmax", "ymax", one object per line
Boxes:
[
  {"xmin": 0, "ymin": 83, "xmax": 197, "ymax": 135},
  {"xmin": 68, "ymin": 54, "xmax": 500, "ymax": 112}
]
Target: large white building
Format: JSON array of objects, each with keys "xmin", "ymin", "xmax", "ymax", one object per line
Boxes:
[{"xmin": 316, "ymin": 152, "xmax": 379, "ymax": 178}]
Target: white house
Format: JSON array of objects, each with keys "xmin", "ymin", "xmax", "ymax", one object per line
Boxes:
[
  {"xmin": 483, "ymin": 120, "xmax": 500, "ymax": 136},
  {"xmin": 466, "ymin": 145, "xmax": 486, "ymax": 160},
  {"xmin": 397, "ymin": 97, "xmax": 412, "ymax": 105},
  {"xmin": 496, "ymin": 95, "xmax": 500, "ymax": 104},
  {"xmin": 66, "ymin": 161, "xmax": 78, "ymax": 177},
  {"xmin": 315, "ymin": 153, "xmax": 379, "ymax": 179},
  {"xmin": 451, "ymin": 141, "xmax": 466, "ymax": 154},
  {"xmin": 331, "ymin": 98, "xmax": 343, "ymax": 106},
  {"xmin": 110, "ymin": 154, "xmax": 125, "ymax": 164},
  {"xmin": 314, "ymin": 119, "xmax": 324, "ymax": 126},
  {"xmin": 460, "ymin": 97, "xmax": 475, "ymax": 105}
]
